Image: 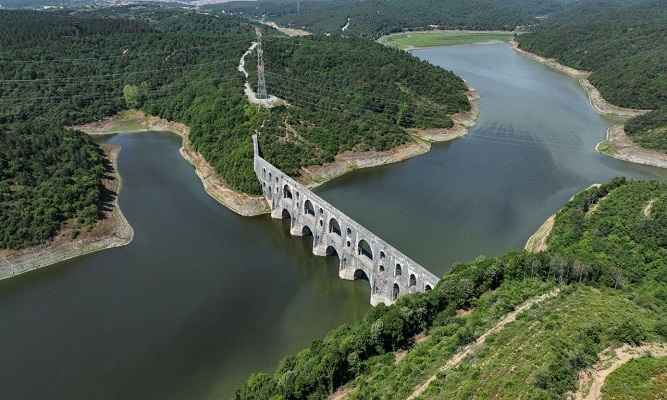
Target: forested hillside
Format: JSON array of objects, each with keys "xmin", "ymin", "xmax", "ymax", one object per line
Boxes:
[
  {"xmin": 66, "ymin": 5, "xmax": 283, "ymax": 37},
  {"xmin": 236, "ymin": 178, "xmax": 667, "ymax": 399},
  {"xmin": 209, "ymin": 0, "xmax": 561, "ymax": 38},
  {"xmin": 517, "ymin": 0, "xmax": 667, "ymax": 151},
  {"xmin": 0, "ymin": 8, "xmax": 470, "ymax": 248}
]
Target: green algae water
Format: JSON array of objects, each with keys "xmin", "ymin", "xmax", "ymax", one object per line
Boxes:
[{"xmin": 0, "ymin": 43, "xmax": 665, "ymax": 399}]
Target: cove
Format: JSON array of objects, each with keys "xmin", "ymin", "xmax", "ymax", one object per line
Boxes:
[
  {"xmin": 315, "ymin": 43, "xmax": 667, "ymax": 276},
  {"xmin": 0, "ymin": 43, "xmax": 665, "ymax": 400}
]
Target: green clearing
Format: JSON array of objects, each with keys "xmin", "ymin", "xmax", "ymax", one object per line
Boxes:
[
  {"xmin": 602, "ymin": 356, "xmax": 667, "ymax": 399},
  {"xmin": 378, "ymin": 32, "xmax": 513, "ymax": 50}
]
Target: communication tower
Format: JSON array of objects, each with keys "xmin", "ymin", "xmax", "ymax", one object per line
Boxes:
[{"xmin": 255, "ymin": 27, "xmax": 268, "ymax": 107}]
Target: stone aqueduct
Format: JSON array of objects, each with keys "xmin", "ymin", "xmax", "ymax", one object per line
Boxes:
[{"xmin": 253, "ymin": 135, "xmax": 439, "ymax": 305}]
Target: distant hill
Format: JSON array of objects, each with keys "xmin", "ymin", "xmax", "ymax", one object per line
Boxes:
[
  {"xmin": 208, "ymin": 0, "xmax": 564, "ymax": 38},
  {"xmin": 517, "ymin": 0, "xmax": 667, "ymax": 111}
]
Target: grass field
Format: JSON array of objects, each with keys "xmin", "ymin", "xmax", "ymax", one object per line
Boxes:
[
  {"xmin": 602, "ymin": 356, "xmax": 667, "ymax": 399},
  {"xmin": 378, "ymin": 31, "xmax": 513, "ymax": 50}
]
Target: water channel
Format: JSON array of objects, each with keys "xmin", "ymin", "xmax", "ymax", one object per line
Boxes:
[{"xmin": 1, "ymin": 43, "xmax": 665, "ymax": 399}]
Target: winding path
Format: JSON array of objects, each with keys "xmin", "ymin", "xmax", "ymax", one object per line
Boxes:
[
  {"xmin": 407, "ymin": 289, "xmax": 560, "ymax": 399},
  {"xmin": 574, "ymin": 342, "xmax": 667, "ymax": 400}
]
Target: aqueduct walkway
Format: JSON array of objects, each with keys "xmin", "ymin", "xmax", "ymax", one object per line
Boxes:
[{"xmin": 253, "ymin": 135, "xmax": 439, "ymax": 305}]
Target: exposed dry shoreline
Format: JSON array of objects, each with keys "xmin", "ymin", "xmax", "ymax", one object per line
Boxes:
[
  {"xmin": 71, "ymin": 110, "xmax": 270, "ymax": 217},
  {"xmin": 508, "ymin": 39, "xmax": 666, "ymax": 171},
  {"xmin": 596, "ymin": 125, "xmax": 667, "ymax": 169},
  {"xmin": 73, "ymin": 94, "xmax": 479, "ymax": 207},
  {"xmin": 300, "ymin": 91, "xmax": 479, "ymax": 189},
  {"xmin": 0, "ymin": 145, "xmax": 134, "ymax": 280}
]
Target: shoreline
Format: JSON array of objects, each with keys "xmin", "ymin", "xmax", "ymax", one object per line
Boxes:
[
  {"xmin": 509, "ymin": 39, "xmax": 649, "ymax": 117},
  {"xmin": 71, "ymin": 110, "xmax": 270, "ymax": 217},
  {"xmin": 72, "ymin": 94, "xmax": 479, "ymax": 210},
  {"xmin": 0, "ymin": 145, "xmax": 134, "ymax": 281},
  {"xmin": 507, "ymin": 39, "xmax": 664, "ymax": 170},
  {"xmin": 297, "ymin": 87, "xmax": 480, "ymax": 189},
  {"xmin": 525, "ymin": 184, "xmax": 602, "ymax": 253},
  {"xmin": 596, "ymin": 125, "xmax": 667, "ymax": 169}
]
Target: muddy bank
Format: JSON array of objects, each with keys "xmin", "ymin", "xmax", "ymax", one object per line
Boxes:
[
  {"xmin": 524, "ymin": 215, "xmax": 555, "ymax": 253},
  {"xmin": 0, "ymin": 145, "xmax": 134, "ymax": 280},
  {"xmin": 509, "ymin": 39, "xmax": 649, "ymax": 118},
  {"xmin": 509, "ymin": 39, "xmax": 664, "ymax": 170},
  {"xmin": 298, "ymin": 89, "xmax": 479, "ymax": 188},
  {"xmin": 597, "ymin": 125, "xmax": 667, "ymax": 169},
  {"xmin": 72, "ymin": 111, "xmax": 270, "ymax": 217}
]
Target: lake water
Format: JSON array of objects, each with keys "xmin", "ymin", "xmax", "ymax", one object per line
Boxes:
[{"xmin": 0, "ymin": 43, "xmax": 665, "ymax": 399}]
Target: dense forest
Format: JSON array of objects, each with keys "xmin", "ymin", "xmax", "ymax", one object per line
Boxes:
[
  {"xmin": 0, "ymin": 8, "xmax": 469, "ymax": 248},
  {"xmin": 516, "ymin": 0, "xmax": 667, "ymax": 151},
  {"xmin": 236, "ymin": 177, "xmax": 667, "ymax": 399},
  {"xmin": 65, "ymin": 5, "xmax": 283, "ymax": 37},
  {"xmin": 209, "ymin": 0, "xmax": 561, "ymax": 38},
  {"xmin": 0, "ymin": 124, "xmax": 105, "ymax": 249}
]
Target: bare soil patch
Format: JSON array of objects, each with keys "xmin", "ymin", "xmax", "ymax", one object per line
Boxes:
[
  {"xmin": 597, "ymin": 125, "xmax": 667, "ymax": 169},
  {"xmin": 525, "ymin": 215, "xmax": 555, "ymax": 253}
]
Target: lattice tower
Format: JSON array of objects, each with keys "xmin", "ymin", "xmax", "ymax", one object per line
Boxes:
[{"xmin": 255, "ymin": 27, "xmax": 268, "ymax": 106}]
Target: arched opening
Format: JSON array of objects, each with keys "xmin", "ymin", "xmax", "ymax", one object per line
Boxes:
[
  {"xmin": 329, "ymin": 218, "xmax": 341, "ymax": 236},
  {"xmin": 275, "ymin": 176, "xmax": 279, "ymax": 183},
  {"xmin": 319, "ymin": 208, "xmax": 323, "ymax": 215},
  {"xmin": 353, "ymin": 269, "xmax": 369, "ymax": 282},
  {"xmin": 346, "ymin": 240, "xmax": 351, "ymax": 247},
  {"xmin": 269, "ymin": 172, "xmax": 272, "ymax": 180},
  {"xmin": 409, "ymin": 274, "xmax": 416, "ymax": 287},
  {"xmin": 425, "ymin": 285, "xmax": 432, "ymax": 291},
  {"xmin": 262, "ymin": 168, "xmax": 266, "ymax": 178},
  {"xmin": 380, "ymin": 251, "xmax": 386, "ymax": 259},
  {"xmin": 395, "ymin": 264, "xmax": 402, "ymax": 276},
  {"xmin": 281, "ymin": 209, "xmax": 291, "ymax": 219},
  {"xmin": 296, "ymin": 191, "xmax": 299, "ymax": 200},
  {"xmin": 283, "ymin": 184, "xmax": 292, "ymax": 199},
  {"xmin": 302, "ymin": 225, "xmax": 312, "ymax": 236},
  {"xmin": 325, "ymin": 245, "xmax": 338, "ymax": 257},
  {"xmin": 392, "ymin": 283, "xmax": 400, "ymax": 301},
  {"xmin": 319, "ymin": 219, "xmax": 323, "ymax": 227},
  {"xmin": 346, "ymin": 227, "xmax": 352, "ymax": 235},
  {"xmin": 379, "ymin": 265, "xmax": 385, "ymax": 272},
  {"xmin": 304, "ymin": 200, "xmax": 315, "ymax": 216},
  {"xmin": 358, "ymin": 239, "xmax": 373, "ymax": 260}
]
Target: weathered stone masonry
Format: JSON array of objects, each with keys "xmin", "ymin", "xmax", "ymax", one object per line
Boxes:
[{"xmin": 253, "ymin": 135, "xmax": 439, "ymax": 305}]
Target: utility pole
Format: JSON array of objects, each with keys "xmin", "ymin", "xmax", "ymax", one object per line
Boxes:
[
  {"xmin": 255, "ymin": 27, "xmax": 268, "ymax": 107},
  {"xmin": 297, "ymin": 0, "xmax": 300, "ymax": 13}
]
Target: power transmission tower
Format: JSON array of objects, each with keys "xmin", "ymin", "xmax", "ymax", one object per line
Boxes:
[{"xmin": 255, "ymin": 27, "xmax": 268, "ymax": 107}]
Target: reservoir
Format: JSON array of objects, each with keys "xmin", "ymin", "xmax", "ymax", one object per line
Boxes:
[{"xmin": 0, "ymin": 43, "xmax": 665, "ymax": 399}]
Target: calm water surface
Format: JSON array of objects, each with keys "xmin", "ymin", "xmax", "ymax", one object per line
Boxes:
[{"xmin": 1, "ymin": 43, "xmax": 665, "ymax": 399}]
